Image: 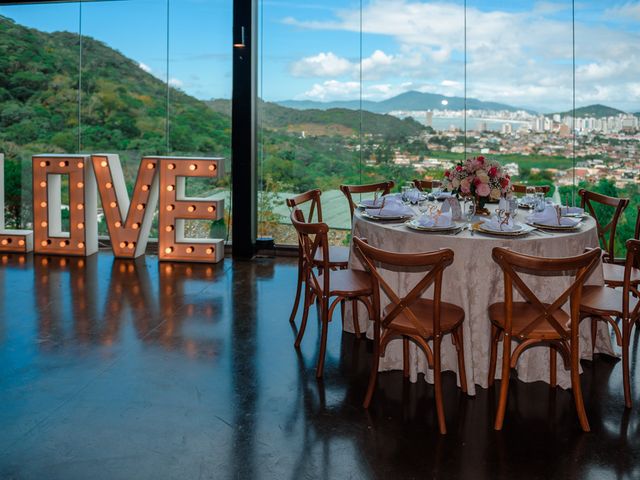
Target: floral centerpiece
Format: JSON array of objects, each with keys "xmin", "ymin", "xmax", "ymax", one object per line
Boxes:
[{"xmin": 442, "ymin": 156, "xmax": 511, "ymax": 214}]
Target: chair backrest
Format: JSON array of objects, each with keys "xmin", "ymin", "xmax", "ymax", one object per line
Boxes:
[
  {"xmin": 634, "ymin": 206, "xmax": 640, "ymax": 242},
  {"xmin": 339, "ymin": 181, "xmax": 395, "ymax": 220},
  {"xmin": 622, "ymin": 239, "xmax": 640, "ymax": 320},
  {"xmin": 353, "ymin": 236, "xmax": 453, "ymax": 338},
  {"xmin": 413, "ymin": 179, "xmax": 441, "ymax": 192},
  {"xmin": 578, "ymin": 189, "xmax": 629, "ymax": 262},
  {"xmin": 290, "ymin": 208, "xmax": 330, "ymax": 292},
  {"xmin": 286, "ymin": 189, "xmax": 323, "ymax": 223},
  {"xmin": 492, "ymin": 247, "xmax": 601, "ymax": 340},
  {"xmin": 511, "ymin": 184, "xmax": 550, "ymax": 195}
]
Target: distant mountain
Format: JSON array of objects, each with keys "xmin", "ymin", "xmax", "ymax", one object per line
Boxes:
[
  {"xmin": 555, "ymin": 104, "xmax": 627, "ymax": 118},
  {"xmin": 278, "ymin": 90, "xmax": 534, "ymax": 114},
  {"xmin": 208, "ymin": 98, "xmax": 426, "ymax": 138}
]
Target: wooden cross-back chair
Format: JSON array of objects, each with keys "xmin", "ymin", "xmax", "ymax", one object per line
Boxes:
[
  {"xmin": 413, "ymin": 179, "xmax": 441, "ymax": 192},
  {"xmin": 578, "ymin": 188, "xmax": 629, "ymax": 265},
  {"xmin": 286, "ymin": 189, "xmax": 349, "ymax": 325},
  {"xmin": 600, "ymin": 205, "xmax": 640, "ymax": 290},
  {"xmin": 488, "ymin": 247, "xmax": 601, "ymax": 432},
  {"xmin": 353, "ymin": 237, "xmax": 467, "ymax": 435},
  {"xmin": 291, "ymin": 209, "xmax": 373, "ymax": 378},
  {"xmin": 580, "ymin": 239, "xmax": 640, "ymax": 409},
  {"xmin": 339, "ymin": 181, "xmax": 394, "ymax": 222},
  {"xmin": 511, "ymin": 184, "xmax": 551, "ymax": 195}
]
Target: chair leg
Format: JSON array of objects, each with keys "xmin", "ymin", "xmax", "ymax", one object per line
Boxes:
[
  {"xmin": 494, "ymin": 333, "xmax": 511, "ymax": 431},
  {"xmin": 550, "ymin": 347, "xmax": 557, "ymax": 388},
  {"xmin": 622, "ymin": 320, "xmax": 632, "ymax": 409},
  {"xmin": 289, "ymin": 254, "xmax": 304, "ymax": 324},
  {"xmin": 488, "ymin": 325, "xmax": 499, "ymax": 387},
  {"xmin": 295, "ymin": 285, "xmax": 313, "ymax": 348},
  {"xmin": 402, "ymin": 337, "xmax": 410, "ymax": 378},
  {"xmin": 316, "ymin": 297, "xmax": 330, "ymax": 379},
  {"xmin": 571, "ymin": 341, "xmax": 590, "ymax": 432},
  {"xmin": 433, "ymin": 335, "xmax": 446, "ymax": 435},
  {"xmin": 363, "ymin": 333, "xmax": 381, "ymax": 408},
  {"xmin": 454, "ymin": 327, "xmax": 468, "ymax": 394}
]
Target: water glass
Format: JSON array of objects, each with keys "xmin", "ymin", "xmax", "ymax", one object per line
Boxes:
[
  {"xmin": 463, "ymin": 196, "xmax": 476, "ymax": 226},
  {"xmin": 507, "ymin": 195, "xmax": 519, "ymax": 222},
  {"xmin": 525, "ymin": 186, "xmax": 536, "ymax": 202},
  {"xmin": 534, "ymin": 192, "xmax": 546, "ymax": 212},
  {"xmin": 401, "ymin": 185, "xmax": 411, "ymax": 203}
]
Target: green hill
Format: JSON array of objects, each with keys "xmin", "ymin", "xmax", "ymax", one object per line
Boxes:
[
  {"xmin": 0, "ymin": 15, "xmax": 230, "ymax": 162},
  {"xmin": 555, "ymin": 104, "xmax": 626, "ymax": 118},
  {"xmin": 207, "ymin": 98, "xmax": 426, "ymax": 139}
]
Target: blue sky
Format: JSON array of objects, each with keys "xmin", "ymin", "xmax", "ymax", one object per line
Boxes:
[{"xmin": 1, "ymin": 0, "xmax": 639, "ymax": 111}]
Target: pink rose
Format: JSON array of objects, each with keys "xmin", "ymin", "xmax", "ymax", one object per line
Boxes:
[{"xmin": 476, "ymin": 183, "xmax": 491, "ymax": 197}]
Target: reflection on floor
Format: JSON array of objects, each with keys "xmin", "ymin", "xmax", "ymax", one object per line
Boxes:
[{"xmin": 0, "ymin": 252, "xmax": 638, "ymax": 479}]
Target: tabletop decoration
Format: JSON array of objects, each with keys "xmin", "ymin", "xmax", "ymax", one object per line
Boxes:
[{"xmin": 442, "ymin": 156, "xmax": 511, "ymax": 216}]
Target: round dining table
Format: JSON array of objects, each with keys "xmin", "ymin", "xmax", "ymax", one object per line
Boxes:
[{"xmin": 346, "ymin": 206, "xmax": 615, "ymax": 396}]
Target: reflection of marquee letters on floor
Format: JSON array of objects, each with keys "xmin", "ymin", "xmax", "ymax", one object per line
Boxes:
[
  {"xmin": 0, "ymin": 153, "xmax": 225, "ymax": 263},
  {"xmin": 0, "ymin": 153, "xmax": 33, "ymax": 252}
]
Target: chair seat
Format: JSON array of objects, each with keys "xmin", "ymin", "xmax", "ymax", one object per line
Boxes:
[
  {"xmin": 314, "ymin": 245, "xmax": 349, "ymax": 267},
  {"xmin": 580, "ymin": 285, "xmax": 639, "ymax": 317},
  {"xmin": 603, "ymin": 263, "xmax": 640, "ymax": 287},
  {"xmin": 488, "ymin": 302, "xmax": 570, "ymax": 340},
  {"xmin": 383, "ymin": 299, "xmax": 464, "ymax": 337},
  {"xmin": 317, "ymin": 269, "xmax": 372, "ymax": 296}
]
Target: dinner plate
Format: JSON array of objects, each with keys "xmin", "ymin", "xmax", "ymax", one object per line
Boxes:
[
  {"xmin": 361, "ymin": 211, "xmax": 414, "ymax": 221},
  {"xmin": 476, "ymin": 223, "xmax": 528, "ymax": 236},
  {"xmin": 530, "ymin": 221, "xmax": 580, "ymax": 231},
  {"xmin": 405, "ymin": 220, "xmax": 461, "ymax": 232}
]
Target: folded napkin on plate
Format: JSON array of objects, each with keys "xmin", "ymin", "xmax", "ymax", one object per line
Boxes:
[
  {"xmin": 371, "ymin": 203, "xmax": 414, "ymax": 217},
  {"xmin": 482, "ymin": 216, "xmax": 520, "ymax": 232},
  {"xmin": 560, "ymin": 206, "xmax": 584, "ymax": 216},
  {"xmin": 415, "ymin": 210, "xmax": 452, "ymax": 227},
  {"xmin": 360, "ymin": 194, "xmax": 402, "ymax": 208},
  {"xmin": 436, "ymin": 192, "xmax": 454, "ymax": 200},
  {"xmin": 527, "ymin": 205, "xmax": 581, "ymax": 227}
]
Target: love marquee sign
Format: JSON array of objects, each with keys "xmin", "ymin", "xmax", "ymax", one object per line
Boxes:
[{"xmin": 0, "ymin": 153, "xmax": 225, "ymax": 263}]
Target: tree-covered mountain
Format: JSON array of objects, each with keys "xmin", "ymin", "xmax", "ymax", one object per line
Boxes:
[
  {"xmin": 0, "ymin": 14, "xmax": 230, "ymax": 162},
  {"xmin": 278, "ymin": 90, "xmax": 533, "ymax": 114},
  {"xmin": 208, "ymin": 98, "xmax": 426, "ymax": 138},
  {"xmin": 555, "ymin": 104, "xmax": 627, "ymax": 118}
]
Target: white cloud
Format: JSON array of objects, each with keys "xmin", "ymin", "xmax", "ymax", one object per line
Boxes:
[
  {"xmin": 139, "ymin": 62, "xmax": 152, "ymax": 73},
  {"xmin": 282, "ymin": 0, "xmax": 640, "ymax": 110},
  {"xmin": 290, "ymin": 52, "xmax": 352, "ymax": 77},
  {"xmin": 169, "ymin": 78, "xmax": 184, "ymax": 88},
  {"xmin": 605, "ymin": 2, "xmax": 640, "ymax": 21},
  {"xmin": 297, "ymin": 80, "xmax": 360, "ymax": 101}
]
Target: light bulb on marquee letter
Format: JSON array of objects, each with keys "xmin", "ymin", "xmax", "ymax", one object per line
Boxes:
[
  {"xmin": 158, "ymin": 157, "xmax": 224, "ymax": 263},
  {"xmin": 91, "ymin": 154, "xmax": 160, "ymax": 258},
  {"xmin": 32, "ymin": 154, "xmax": 98, "ymax": 256},
  {"xmin": 0, "ymin": 153, "xmax": 34, "ymax": 253}
]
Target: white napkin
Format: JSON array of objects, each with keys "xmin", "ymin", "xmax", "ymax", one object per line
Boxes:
[
  {"xmin": 527, "ymin": 205, "xmax": 580, "ymax": 227},
  {"xmin": 560, "ymin": 206, "xmax": 584, "ymax": 216},
  {"xmin": 436, "ymin": 192, "xmax": 454, "ymax": 200},
  {"xmin": 482, "ymin": 215, "xmax": 519, "ymax": 232},
  {"xmin": 372, "ymin": 203, "xmax": 414, "ymax": 218},
  {"xmin": 361, "ymin": 194, "xmax": 402, "ymax": 208},
  {"xmin": 415, "ymin": 210, "xmax": 452, "ymax": 227}
]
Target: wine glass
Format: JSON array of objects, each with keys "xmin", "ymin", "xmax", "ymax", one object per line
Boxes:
[
  {"xmin": 534, "ymin": 192, "xmax": 546, "ymax": 213},
  {"xmin": 462, "ymin": 196, "xmax": 476, "ymax": 229},
  {"xmin": 525, "ymin": 186, "xmax": 536, "ymax": 203},
  {"xmin": 507, "ymin": 195, "xmax": 519, "ymax": 223}
]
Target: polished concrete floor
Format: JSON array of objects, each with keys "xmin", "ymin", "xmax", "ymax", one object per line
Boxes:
[{"xmin": 0, "ymin": 252, "xmax": 639, "ymax": 480}]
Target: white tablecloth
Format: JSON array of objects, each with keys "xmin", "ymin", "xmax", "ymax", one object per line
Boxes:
[{"xmin": 347, "ymin": 209, "xmax": 615, "ymax": 395}]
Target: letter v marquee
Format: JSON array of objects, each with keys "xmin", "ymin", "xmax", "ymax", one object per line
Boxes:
[{"xmin": 91, "ymin": 154, "xmax": 160, "ymax": 258}]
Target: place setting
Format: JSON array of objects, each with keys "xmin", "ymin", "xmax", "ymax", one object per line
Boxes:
[
  {"xmin": 359, "ymin": 193, "xmax": 415, "ymax": 221},
  {"xmin": 525, "ymin": 203, "xmax": 584, "ymax": 232}
]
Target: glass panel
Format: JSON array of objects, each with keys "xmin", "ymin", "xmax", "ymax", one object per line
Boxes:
[
  {"xmin": 0, "ymin": 4, "xmax": 80, "ymax": 230},
  {"xmin": 257, "ymin": 0, "xmax": 361, "ymax": 245},
  {"xmin": 362, "ymin": 0, "xmax": 465, "ymax": 199},
  {"xmin": 168, "ymin": 0, "xmax": 232, "ymax": 243},
  {"xmin": 466, "ymin": 1, "xmax": 573, "ymax": 202},
  {"xmin": 575, "ymin": 1, "xmax": 640, "ymax": 256},
  {"xmin": 81, "ymin": 0, "xmax": 167, "ymax": 237}
]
